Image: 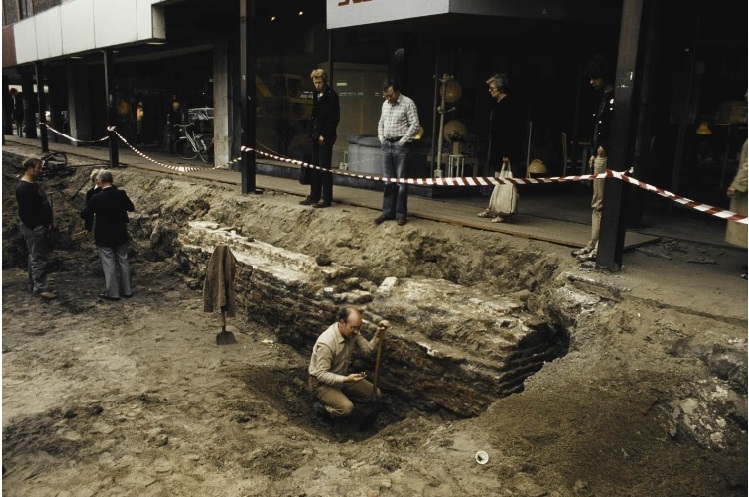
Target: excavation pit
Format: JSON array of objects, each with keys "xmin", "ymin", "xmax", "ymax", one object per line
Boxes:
[{"xmin": 178, "ymin": 220, "xmax": 569, "ymax": 424}]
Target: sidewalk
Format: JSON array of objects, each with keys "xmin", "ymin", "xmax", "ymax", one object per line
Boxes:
[{"xmin": 0, "ymin": 135, "xmax": 737, "ymax": 249}]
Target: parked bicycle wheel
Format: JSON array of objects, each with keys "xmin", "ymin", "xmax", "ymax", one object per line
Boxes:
[
  {"xmin": 174, "ymin": 137, "xmax": 198, "ymax": 160},
  {"xmin": 197, "ymin": 137, "xmax": 214, "ymax": 164}
]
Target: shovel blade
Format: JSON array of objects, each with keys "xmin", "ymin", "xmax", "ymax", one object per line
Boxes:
[{"xmin": 216, "ymin": 330, "xmax": 237, "ymax": 345}]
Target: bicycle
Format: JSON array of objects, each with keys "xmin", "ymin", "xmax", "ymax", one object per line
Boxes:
[
  {"xmin": 174, "ymin": 123, "xmax": 213, "ymax": 163},
  {"xmin": 41, "ymin": 152, "xmax": 75, "ymax": 178}
]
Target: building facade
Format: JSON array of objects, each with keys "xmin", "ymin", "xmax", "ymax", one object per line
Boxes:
[{"xmin": 2, "ymin": 0, "xmax": 747, "ymax": 212}]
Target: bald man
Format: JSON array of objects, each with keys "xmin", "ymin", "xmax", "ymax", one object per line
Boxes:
[{"xmin": 308, "ymin": 307, "xmax": 390, "ymax": 420}]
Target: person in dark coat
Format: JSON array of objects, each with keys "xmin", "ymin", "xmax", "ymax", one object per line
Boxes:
[
  {"xmin": 84, "ymin": 169, "xmax": 102, "ymax": 206},
  {"xmin": 482, "ymin": 73, "xmax": 522, "ymax": 178},
  {"xmin": 299, "ymin": 68, "xmax": 340, "ymax": 208},
  {"xmin": 81, "ymin": 170, "xmax": 135, "ymax": 301},
  {"xmin": 16, "ymin": 157, "xmax": 56, "ymax": 299},
  {"xmin": 477, "ymin": 73, "xmax": 522, "ymax": 222}
]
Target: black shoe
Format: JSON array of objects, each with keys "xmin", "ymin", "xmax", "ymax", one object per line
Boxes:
[
  {"xmin": 122, "ymin": 294, "xmax": 134, "ymax": 299},
  {"xmin": 299, "ymin": 197, "xmax": 316, "ymax": 206},
  {"xmin": 312, "ymin": 402, "xmax": 334, "ymax": 425},
  {"xmin": 397, "ymin": 217, "xmax": 407, "ymax": 226},
  {"xmin": 99, "ymin": 293, "xmax": 120, "ymax": 301},
  {"xmin": 312, "ymin": 200, "xmax": 331, "ymax": 208},
  {"xmin": 374, "ymin": 215, "xmax": 390, "ymax": 225},
  {"xmin": 313, "ymin": 402, "xmax": 329, "ymax": 417}
]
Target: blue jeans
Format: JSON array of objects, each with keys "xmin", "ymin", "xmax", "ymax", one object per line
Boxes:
[
  {"xmin": 381, "ymin": 141, "xmax": 410, "ymax": 219},
  {"xmin": 20, "ymin": 223, "xmax": 50, "ymax": 293}
]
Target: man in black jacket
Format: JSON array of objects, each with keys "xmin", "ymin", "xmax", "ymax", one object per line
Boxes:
[
  {"xmin": 16, "ymin": 157, "xmax": 56, "ymax": 299},
  {"xmin": 300, "ymin": 68, "xmax": 340, "ymax": 208},
  {"xmin": 81, "ymin": 170, "xmax": 135, "ymax": 301}
]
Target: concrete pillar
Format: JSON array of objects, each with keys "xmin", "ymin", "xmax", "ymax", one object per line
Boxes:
[
  {"xmin": 213, "ymin": 38, "xmax": 230, "ymax": 166},
  {"xmin": 67, "ymin": 63, "xmax": 93, "ymax": 143}
]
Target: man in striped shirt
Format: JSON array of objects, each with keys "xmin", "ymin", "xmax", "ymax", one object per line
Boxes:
[{"xmin": 374, "ymin": 79, "xmax": 420, "ymax": 226}]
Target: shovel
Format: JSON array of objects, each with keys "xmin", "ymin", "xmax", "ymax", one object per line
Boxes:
[
  {"xmin": 359, "ymin": 330, "xmax": 385, "ymax": 430},
  {"xmin": 216, "ymin": 308, "xmax": 237, "ymax": 345}
]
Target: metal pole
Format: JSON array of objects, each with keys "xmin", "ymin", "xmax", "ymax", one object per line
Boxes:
[
  {"xmin": 239, "ymin": 0, "xmax": 258, "ymax": 194},
  {"xmin": 35, "ymin": 62, "xmax": 49, "ymax": 153},
  {"xmin": 430, "ymin": 37, "xmax": 439, "ymax": 178},
  {"xmin": 596, "ymin": 0, "xmax": 644, "ymax": 271},
  {"xmin": 103, "ymin": 50, "xmax": 119, "ymax": 168},
  {"xmin": 436, "ymin": 74, "xmax": 452, "ymax": 178}
]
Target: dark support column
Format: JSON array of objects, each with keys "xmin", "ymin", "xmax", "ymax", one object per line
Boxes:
[
  {"xmin": 35, "ymin": 62, "xmax": 49, "ymax": 153},
  {"xmin": 48, "ymin": 68, "xmax": 65, "ymax": 144},
  {"xmin": 21, "ymin": 67, "xmax": 37, "ymax": 139},
  {"xmin": 239, "ymin": 0, "xmax": 258, "ymax": 194},
  {"xmin": 627, "ymin": 1, "xmax": 659, "ymax": 228},
  {"xmin": 2, "ymin": 75, "xmax": 13, "ymax": 138},
  {"xmin": 596, "ymin": 0, "xmax": 644, "ymax": 271},
  {"xmin": 103, "ymin": 50, "xmax": 119, "ymax": 168}
]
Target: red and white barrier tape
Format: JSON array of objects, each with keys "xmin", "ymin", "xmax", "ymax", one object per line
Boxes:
[
  {"xmin": 243, "ymin": 145, "xmax": 607, "ymax": 187},
  {"xmin": 610, "ymin": 170, "xmax": 748, "ymax": 225},
  {"xmin": 36, "ymin": 127, "xmax": 748, "ymax": 226},
  {"xmin": 243, "ymin": 147, "xmax": 747, "ymax": 225},
  {"xmin": 109, "ymin": 127, "xmax": 240, "ymax": 173},
  {"xmin": 45, "ymin": 123, "xmax": 109, "ymax": 145}
]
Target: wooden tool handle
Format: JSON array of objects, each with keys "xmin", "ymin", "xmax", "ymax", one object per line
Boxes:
[{"xmin": 372, "ymin": 332, "xmax": 384, "ymax": 402}]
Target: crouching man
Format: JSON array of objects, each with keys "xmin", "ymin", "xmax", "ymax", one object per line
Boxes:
[{"xmin": 308, "ymin": 306, "xmax": 389, "ymax": 421}]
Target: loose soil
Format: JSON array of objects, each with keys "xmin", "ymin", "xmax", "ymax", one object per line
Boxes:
[{"xmin": 2, "ymin": 146, "xmax": 747, "ymax": 497}]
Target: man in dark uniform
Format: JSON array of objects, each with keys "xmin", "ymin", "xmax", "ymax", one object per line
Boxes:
[{"xmin": 300, "ymin": 68, "xmax": 340, "ymax": 208}]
